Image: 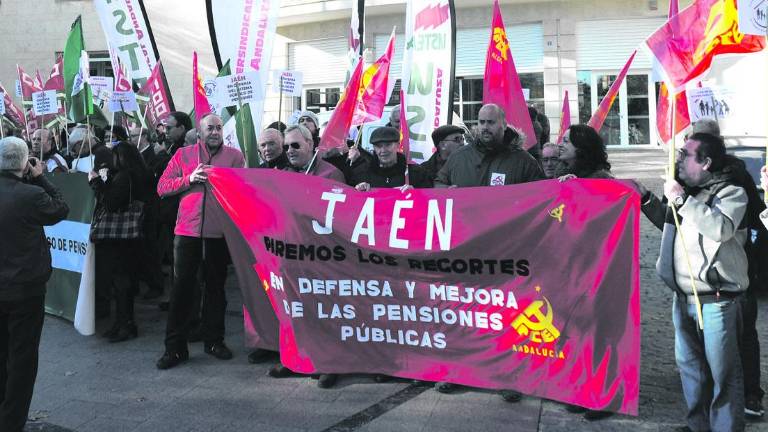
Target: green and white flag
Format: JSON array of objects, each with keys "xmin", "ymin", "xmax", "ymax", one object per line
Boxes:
[{"xmin": 64, "ymin": 16, "xmax": 94, "ymax": 123}]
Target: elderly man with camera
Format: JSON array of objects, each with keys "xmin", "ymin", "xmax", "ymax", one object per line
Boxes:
[{"xmin": 0, "ymin": 137, "xmax": 69, "ymax": 432}]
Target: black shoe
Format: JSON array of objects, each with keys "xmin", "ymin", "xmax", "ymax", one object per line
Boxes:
[
  {"xmin": 156, "ymin": 350, "xmax": 188, "ymax": 370},
  {"xmin": 583, "ymin": 410, "xmax": 613, "ymax": 421},
  {"xmin": 268, "ymin": 364, "xmax": 298, "ymax": 378},
  {"xmin": 108, "ymin": 323, "xmax": 138, "ymax": 343},
  {"xmin": 565, "ymin": 404, "xmax": 588, "ymax": 413},
  {"xmin": 318, "ymin": 374, "xmax": 338, "ymax": 389},
  {"xmin": 373, "ymin": 374, "xmax": 392, "ymax": 383},
  {"xmin": 500, "ymin": 390, "xmax": 522, "ymax": 403},
  {"xmin": 745, "ymin": 397, "xmax": 765, "ymax": 417},
  {"xmin": 204, "ymin": 342, "xmax": 233, "ymax": 360},
  {"xmin": 434, "ymin": 381, "xmax": 456, "ymax": 394},
  {"xmin": 247, "ymin": 349, "xmax": 275, "ymax": 364}
]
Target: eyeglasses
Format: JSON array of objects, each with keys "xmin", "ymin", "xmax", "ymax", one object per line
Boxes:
[
  {"xmin": 676, "ymin": 149, "xmax": 692, "ymax": 160},
  {"xmin": 283, "ymin": 142, "xmax": 302, "ymax": 151},
  {"xmin": 440, "ymin": 136, "xmax": 464, "ymax": 145},
  {"xmin": 541, "ymin": 157, "xmax": 559, "ymax": 163}
]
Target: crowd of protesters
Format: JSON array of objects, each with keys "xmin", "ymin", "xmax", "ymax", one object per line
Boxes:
[{"xmin": 1, "ymin": 99, "xmax": 765, "ymax": 432}]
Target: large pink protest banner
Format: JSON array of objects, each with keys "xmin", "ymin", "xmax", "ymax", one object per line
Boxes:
[{"xmin": 207, "ymin": 169, "xmax": 641, "ymax": 415}]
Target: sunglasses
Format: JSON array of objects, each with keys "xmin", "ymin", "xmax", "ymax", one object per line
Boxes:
[{"xmin": 283, "ymin": 142, "xmax": 302, "ymax": 151}]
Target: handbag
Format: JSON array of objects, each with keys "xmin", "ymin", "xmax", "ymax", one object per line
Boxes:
[{"xmin": 90, "ymin": 177, "xmax": 145, "ymax": 242}]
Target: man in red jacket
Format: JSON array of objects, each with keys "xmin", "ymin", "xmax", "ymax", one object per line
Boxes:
[{"xmin": 155, "ymin": 113, "xmax": 245, "ymax": 369}]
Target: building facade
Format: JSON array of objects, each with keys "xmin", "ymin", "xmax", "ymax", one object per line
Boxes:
[{"xmin": 0, "ymin": 0, "xmax": 728, "ymax": 147}]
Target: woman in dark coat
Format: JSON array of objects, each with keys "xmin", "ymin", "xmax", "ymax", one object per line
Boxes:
[{"xmin": 89, "ymin": 143, "xmax": 152, "ymax": 342}]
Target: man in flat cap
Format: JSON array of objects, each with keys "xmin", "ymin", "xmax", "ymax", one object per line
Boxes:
[{"xmin": 350, "ymin": 126, "xmax": 431, "ymax": 190}]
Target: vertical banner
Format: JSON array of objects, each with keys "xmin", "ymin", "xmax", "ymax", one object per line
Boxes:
[
  {"xmin": 206, "ymin": 0, "xmax": 281, "ymax": 167},
  {"xmin": 93, "ymin": 0, "xmax": 159, "ymax": 80},
  {"xmin": 346, "ymin": 0, "xmax": 365, "ymax": 83},
  {"xmin": 43, "ymin": 173, "xmax": 96, "ymax": 335},
  {"xmin": 401, "ymin": 0, "xmax": 456, "ymax": 163},
  {"xmin": 137, "ymin": 61, "xmax": 173, "ymax": 127}
]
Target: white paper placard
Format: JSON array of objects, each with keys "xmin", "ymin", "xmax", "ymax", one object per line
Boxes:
[
  {"xmin": 108, "ymin": 91, "xmax": 139, "ymax": 112},
  {"xmin": 271, "ymin": 70, "xmax": 304, "ymax": 97},
  {"xmin": 32, "ymin": 90, "xmax": 59, "ymax": 116}
]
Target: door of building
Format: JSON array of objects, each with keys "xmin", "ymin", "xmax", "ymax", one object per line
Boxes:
[{"xmin": 589, "ymin": 72, "xmax": 656, "ymax": 146}]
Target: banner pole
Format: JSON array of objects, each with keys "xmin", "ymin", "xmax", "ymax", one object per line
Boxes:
[
  {"xmin": 764, "ymin": 23, "xmax": 768, "ymax": 204},
  {"xmin": 0, "ymin": 119, "xmax": 4, "ymax": 139},
  {"xmin": 137, "ymin": 103, "xmax": 149, "ymax": 149},
  {"xmin": 234, "ymin": 79, "xmax": 249, "ymax": 163},
  {"xmin": 669, "ymin": 92, "xmax": 704, "ymax": 330}
]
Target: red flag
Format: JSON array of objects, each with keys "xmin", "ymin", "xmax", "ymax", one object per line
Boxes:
[
  {"xmin": 109, "ymin": 46, "xmax": 132, "ymax": 92},
  {"xmin": 482, "ymin": 0, "xmax": 537, "ymax": 149},
  {"xmin": 0, "ymin": 81, "xmax": 26, "ymax": 127},
  {"xmin": 656, "ymin": 84, "xmax": 690, "ymax": 144},
  {"xmin": 555, "ymin": 90, "xmax": 570, "ymax": 145},
  {"xmin": 16, "ymin": 65, "xmax": 42, "ymax": 100},
  {"xmin": 645, "ymin": 0, "xmax": 765, "ymax": 92},
  {"xmin": 352, "ymin": 30, "xmax": 395, "ymax": 125},
  {"xmin": 44, "ymin": 59, "xmax": 65, "ymax": 92},
  {"xmin": 34, "ymin": 70, "xmax": 44, "ymax": 89},
  {"xmin": 587, "ymin": 51, "xmax": 636, "ymax": 131},
  {"xmin": 318, "ymin": 58, "xmax": 364, "ymax": 151},
  {"xmin": 654, "ymin": 0, "xmax": 689, "ymax": 144},
  {"xmin": 192, "ymin": 52, "xmax": 212, "ymax": 125},
  {"xmin": 138, "ymin": 61, "xmax": 173, "ymax": 128}
]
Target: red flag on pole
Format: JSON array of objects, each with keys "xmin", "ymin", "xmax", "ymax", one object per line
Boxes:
[
  {"xmin": 44, "ymin": 59, "xmax": 65, "ymax": 92},
  {"xmin": 654, "ymin": 0, "xmax": 689, "ymax": 145},
  {"xmin": 352, "ymin": 29, "xmax": 395, "ymax": 125},
  {"xmin": 109, "ymin": 46, "xmax": 132, "ymax": 92},
  {"xmin": 318, "ymin": 58, "xmax": 364, "ymax": 151},
  {"xmin": 138, "ymin": 61, "xmax": 173, "ymax": 128},
  {"xmin": 0, "ymin": 81, "xmax": 26, "ymax": 127},
  {"xmin": 644, "ymin": 0, "xmax": 765, "ymax": 93},
  {"xmin": 34, "ymin": 70, "xmax": 44, "ymax": 89},
  {"xmin": 192, "ymin": 52, "xmax": 212, "ymax": 126},
  {"xmin": 555, "ymin": 90, "xmax": 570, "ymax": 145},
  {"xmin": 587, "ymin": 51, "xmax": 636, "ymax": 131},
  {"xmin": 17, "ymin": 65, "xmax": 42, "ymax": 100},
  {"xmin": 482, "ymin": 0, "xmax": 537, "ymax": 149}
]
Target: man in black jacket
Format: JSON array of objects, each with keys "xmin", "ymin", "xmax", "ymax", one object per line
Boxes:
[
  {"xmin": 0, "ymin": 137, "xmax": 69, "ymax": 432},
  {"xmin": 350, "ymin": 126, "xmax": 431, "ymax": 190}
]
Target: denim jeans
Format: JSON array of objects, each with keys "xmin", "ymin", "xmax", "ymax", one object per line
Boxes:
[{"xmin": 672, "ymin": 294, "xmax": 744, "ymax": 432}]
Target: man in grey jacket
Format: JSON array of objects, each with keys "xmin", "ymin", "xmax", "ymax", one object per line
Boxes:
[{"xmin": 640, "ymin": 132, "xmax": 748, "ymax": 432}]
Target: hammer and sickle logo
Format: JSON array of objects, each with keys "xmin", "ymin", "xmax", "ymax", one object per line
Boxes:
[
  {"xmin": 262, "ymin": 279, "xmax": 270, "ymax": 292},
  {"xmin": 549, "ymin": 204, "xmax": 565, "ymax": 223},
  {"xmin": 511, "ymin": 297, "xmax": 561, "ymax": 343},
  {"xmin": 493, "ymin": 27, "xmax": 509, "ymax": 61}
]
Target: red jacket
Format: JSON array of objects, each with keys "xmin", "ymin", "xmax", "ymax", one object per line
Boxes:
[{"xmin": 157, "ymin": 142, "xmax": 245, "ymax": 238}]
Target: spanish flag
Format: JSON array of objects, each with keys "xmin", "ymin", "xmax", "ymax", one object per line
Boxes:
[
  {"xmin": 352, "ymin": 28, "xmax": 396, "ymax": 126},
  {"xmin": 645, "ymin": 0, "xmax": 765, "ymax": 93}
]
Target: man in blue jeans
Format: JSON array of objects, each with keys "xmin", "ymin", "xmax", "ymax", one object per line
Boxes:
[{"xmin": 639, "ymin": 132, "xmax": 748, "ymax": 432}]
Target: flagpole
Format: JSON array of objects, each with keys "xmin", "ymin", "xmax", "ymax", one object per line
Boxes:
[
  {"xmin": 16, "ymin": 66, "xmax": 32, "ymax": 143},
  {"xmin": 234, "ymin": 79, "xmax": 249, "ymax": 164},
  {"xmin": 137, "ymin": 103, "xmax": 149, "ymax": 149},
  {"xmin": 668, "ymin": 93, "xmax": 704, "ymax": 330}
]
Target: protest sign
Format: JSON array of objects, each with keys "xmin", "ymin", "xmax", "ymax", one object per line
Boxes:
[
  {"xmin": 15, "ymin": 79, "xmax": 22, "ymax": 97},
  {"xmin": 686, "ymin": 86, "xmax": 738, "ymax": 123},
  {"xmin": 108, "ymin": 91, "xmax": 139, "ymax": 112},
  {"xmin": 32, "ymin": 90, "xmax": 59, "ymax": 116},
  {"xmin": 89, "ymin": 76, "xmax": 114, "ymax": 103},
  {"xmin": 93, "ymin": 0, "xmax": 158, "ymax": 80},
  {"xmin": 43, "ymin": 173, "xmax": 96, "ymax": 336},
  {"xmin": 0, "ymin": 93, "xmax": 5, "ymax": 116},
  {"xmin": 271, "ymin": 70, "xmax": 304, "ymax": 97},
  {"xmin": 205, "ymin": 72, "xmax": 264, "ymax": 114},
  {"xmin": 523, "ymin": 88, "xmax": 530, "ymax": 101},
  {"xmin": 207, "ymin": 169, "xmax": 641, "ymax": 415},
  {"xmin": 738, "ymin": 0, "xmax": 768, "ymax": 35}
]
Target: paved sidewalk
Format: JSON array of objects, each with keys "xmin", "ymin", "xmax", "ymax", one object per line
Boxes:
[{"xmin": 28, "ymin": 148, "xmax": 768, "ymax": 431}]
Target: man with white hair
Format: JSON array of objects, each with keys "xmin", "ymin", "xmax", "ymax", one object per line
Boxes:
[
  {"xmin": 68, "ymin": 125, "xmax": 102, "ymax": 173},
  {"xmin": 0, "ymin": 137, "xmax": 69, "ymax": 432}
]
